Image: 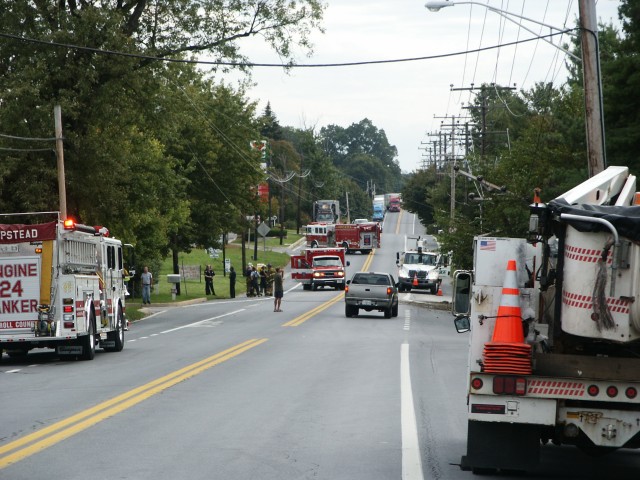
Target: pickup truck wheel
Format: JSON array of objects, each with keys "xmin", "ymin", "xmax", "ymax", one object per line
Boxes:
[
  {"xmin": 430, "ymin": 285, "xmax": 438, "ymax": 294},
  {"xmin": 312, "ymin": 283, "xmax": 318, "ymax": 291},
  {"xmin": 338, "ymin": 283, "xmax": 345, "ymax": 291},
  {"xmin": 302, "ymin": 284, "xmax": 311, "ymax": 291},
  {"xmin": 392, "ymin": 304, "xmax": 398, "ymax": 317},
  {"xmin": 384, "ymin": 307, "xmax": 392, "ymax": 319}
]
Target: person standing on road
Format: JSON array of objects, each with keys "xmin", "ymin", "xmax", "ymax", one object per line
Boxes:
[
  {"xmin": 204, "ymin": 264, "xmax": 215, "ymax": 295},
  {"xmin": 273, "ymin": 267, "xmax": 284, "ymax": 312},
  {"xmin": 259, "ymin": 265, "xmax": 268, "ymax": 296},
  {"xmin": 141, "ymin": 266, "xmax": 153, "ymax": 305},
  {"xmin": 229, "ymin": 266, "xmax": 236, "ymax": 298}
]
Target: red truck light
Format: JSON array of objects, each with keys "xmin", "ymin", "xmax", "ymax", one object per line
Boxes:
[
  {"xmin": 606, "ymin": 386, "xmax": 619, "ymax": 398},
  {"xmin": 470, "ymin": 377, "xmax": 484, "ymax": 390},
  {"xmin": 345, "ymin": 285, "xmax": 349, "ymax": 293},
  {"xmin": 387, "ymin": 287, "xmax": 393, "ymax": 295},
  {"xmin": 493, "ymin": 376, "xmax": 527, "ymax": 395},
  {"xmin": 63, "ymin": 219, "xmax": 75, "ymax": 230},
  {"xmin": 625, "ymin": 387, "xmax": 637, "ymax": 399},
  {"xmin": 587, "ymin": 385, "xmax": 599, "ymax": 396}
]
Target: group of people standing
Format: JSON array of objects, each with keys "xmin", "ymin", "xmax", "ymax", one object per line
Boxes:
[
  {"xmin": 205, "ymin": 263, "xmax": 284, "ymax": 311},
  {"xmin": 244, "ymin": 263, "xmax": 284, "ymax": 311}
]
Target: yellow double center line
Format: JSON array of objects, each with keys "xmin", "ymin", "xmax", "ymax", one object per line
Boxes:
[
  {"xmin": 0, "ymin": 338, "xmax": 267, "ymax": 469},
  {"xmin": 283, "ymin": 249, "xmax": 376, "ymax": 327}
]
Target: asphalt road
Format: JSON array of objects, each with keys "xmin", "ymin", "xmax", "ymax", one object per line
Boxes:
[{"xmin": 1, "ymin": 211, "xmax": 639, "ymax": 480}]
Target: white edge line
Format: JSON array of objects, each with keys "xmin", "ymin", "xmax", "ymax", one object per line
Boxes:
[
  {"xmin": 160, "ymin": 309, "xmax": 245, "ymax": 334},
  {"xmin": 401, "ymin": 343, "xmax": 425, "ymax": 480}
]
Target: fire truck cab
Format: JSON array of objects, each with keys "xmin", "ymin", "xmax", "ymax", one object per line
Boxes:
[
  {"xmin": 290, "ymin": 248, "xmax": 349, "ymax": 291},
  {"xmin": 335, "ymin": 222, "xmax": 381, "ymax": 254}
]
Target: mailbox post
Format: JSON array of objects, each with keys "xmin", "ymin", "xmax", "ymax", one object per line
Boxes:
[{"xmin": 167, "ymin": 274, "xmax": 181, "ymax": 301}]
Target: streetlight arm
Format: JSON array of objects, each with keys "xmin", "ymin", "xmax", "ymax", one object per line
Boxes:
[{"xmin": 425, "ymin": 1, "xmax": 580, "ymax": 62}]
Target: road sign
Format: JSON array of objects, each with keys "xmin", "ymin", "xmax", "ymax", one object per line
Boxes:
[{"xmin": 257, "ymin": 221, "xmax": 270, "ymax": 238}]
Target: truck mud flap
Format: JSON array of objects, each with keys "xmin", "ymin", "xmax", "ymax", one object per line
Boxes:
[
  {"xmin": 100, "ymin": 340, "xmax": 116, "ymax": 349},
  {"xmin": 57, "ymin": 345, "xmax": 83, "ymax": 355},
  {"xmin": 462, "ymin": 420, "xmax": 540, "ymax": 472}
]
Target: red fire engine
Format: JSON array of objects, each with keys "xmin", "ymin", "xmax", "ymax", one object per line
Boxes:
[
  {"xmin": 290, "ymin": 248, "xmax": 349, "ymax": 290},
  {"xmin": 334, "ymin": 222, "xmax": 381, "ymax": 254}
]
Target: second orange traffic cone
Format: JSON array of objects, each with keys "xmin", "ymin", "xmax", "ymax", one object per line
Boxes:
[{"xmin": 412, "ymin": 274, "xmax": 418, "ymax": 287}]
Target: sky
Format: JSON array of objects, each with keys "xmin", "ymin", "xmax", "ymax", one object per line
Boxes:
[{"xmin": 223, "ymin": 0, "xmax": 622, "ymax": 173}]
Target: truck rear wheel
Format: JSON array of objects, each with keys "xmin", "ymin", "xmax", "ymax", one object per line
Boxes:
[
  {"xmin": 392, "ymin": 304, "xmax": 398, "ymax": 317},
  {"xmin": 384, "ymin": 307, "xmax": 392, "ymax": 318},
  {"xmin": 345, "ymin": 305, "xmax": 358, "ymax": 317}
]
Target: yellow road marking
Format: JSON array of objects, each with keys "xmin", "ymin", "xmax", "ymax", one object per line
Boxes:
[
  {"xmin": 0, "ymin": 338, "xmax": 267, "ymax": 469},
  {"xmin": 283, "ymin": 248, "xmax": 377, "ymax": 327},
  {"xmin": 395, "ymin": 209, "xmax": 404, "ymax": 235}
]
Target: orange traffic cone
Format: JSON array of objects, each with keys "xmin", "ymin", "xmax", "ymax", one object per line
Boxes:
[
  {"xmin": 482, "ymin": 259, "xmax": 532, "ymax": 375},
  {"xmin": 412, "ymin": 274, "xmax": 418, "ymax": 287},
  {"xmin": 491, "ymin": 259, "xmax": 524, "ymax": 343},
  {"xmin": 437, "ymin": 287, "xmax": 443, "ymax": 296}
]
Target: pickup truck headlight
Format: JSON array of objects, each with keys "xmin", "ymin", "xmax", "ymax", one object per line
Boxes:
[
  {"xmin": 313, "ymin": 272, "xmax": 324, "ymax": 278},
  {"xmin": 337, "ymin": 271, "xmax": 344, "ymax": 277}
]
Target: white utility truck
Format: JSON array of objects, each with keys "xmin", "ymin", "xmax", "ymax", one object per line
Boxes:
[
  {"xmin": 452, "ymin": 166, "xmax": 640, "ymax": 472},
  {"xmin": 0, "ymin": 212, "xmax": 128, "ymax": 361}
]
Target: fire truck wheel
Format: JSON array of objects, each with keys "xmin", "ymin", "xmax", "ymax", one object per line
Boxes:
[
  {"xmin": 106, "ymin": 306, "xmax": 125, "ymax": 352},
  {"xmin": 80, "ymin": 311, "xmax": 96, "ymax": 361}
]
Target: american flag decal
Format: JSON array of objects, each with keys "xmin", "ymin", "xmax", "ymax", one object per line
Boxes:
[{"xmin": 479, "ymin": 240, "xmax": 496, "ymax": 251}]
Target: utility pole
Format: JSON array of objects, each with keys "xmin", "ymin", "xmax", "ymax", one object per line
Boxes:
[
  {"xmin": 54, "ymin": 106, "xmax": 67, "ymax": 219},
  {"xmin": 579, "ymin": 0, "xmax": 606, "ymax": 176}
]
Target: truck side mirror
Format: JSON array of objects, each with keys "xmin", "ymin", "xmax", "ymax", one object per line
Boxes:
[
  {"xmin": 454, "ymin": 315, "xmax": 471, "ymax": 333},
  {"xmin": 452, "ymin": 270, "xmax": 472, "ymax": 316}
]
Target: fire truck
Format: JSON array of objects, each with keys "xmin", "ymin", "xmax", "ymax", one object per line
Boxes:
[
  {"xmin": 451, "ymin": 166, "xmax": 640, "ymax": 472},
  {"xmin": 303, "ymin": 223, "xmax": 336, "ymax": 249},
  {"xmin": 0, "ymin": 213, "xmax": 128, "ymax": 361},
  {"xmin": 334, "ymin": 222, "xmax": 381, "ymax": 254},
  {"xmin": 290, "ymin": 247, "xmax": 349, "ymax": 291}
]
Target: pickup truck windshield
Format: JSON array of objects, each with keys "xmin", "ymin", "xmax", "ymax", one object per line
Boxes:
[
  {"xmin": 404, "ymin": 253, "xmax": 437, "ymax": 265},
  {"xmin": 313, "ymin": 257, "xmax": 342, "ymax": 267},
  {"xmin": 351, "ymin": 274, "xmax": 390, "ymax": 285}
]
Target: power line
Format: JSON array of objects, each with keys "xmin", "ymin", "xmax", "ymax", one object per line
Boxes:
[{"xmin": 0, "ymin": 30, "xmax": 577, "ymax": 69}]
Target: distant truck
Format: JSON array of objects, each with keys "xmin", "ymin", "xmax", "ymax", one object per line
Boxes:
[
  {"xmin": 388, "ymin": 194, "xmax": 401, "ymax": 212},
  {"xmin": 372, "ymin": 202, "xmax": 385, "ymax": 221},
  {"xmin": 290, "ymin": 247, "xmax": 349, "ymax": 291},
  {"xmin": 335, "ymin": 222, "xmax": 381, "ymax": 254},
  {"xmin": 344, "ymin": 271, "xmax": 399, "ymax": 318},
  {"xmin": 313, "ymin": 200, "xmax": 340, "ymax": 224},
  {"xmin": 396, "ymin": 236, "xmax": 441, "ymax": 293}
]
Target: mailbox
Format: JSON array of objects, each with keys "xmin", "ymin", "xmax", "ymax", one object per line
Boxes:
[{"xmin": 166, "ymin": 274, "xmax": 181, "ymax": 300}]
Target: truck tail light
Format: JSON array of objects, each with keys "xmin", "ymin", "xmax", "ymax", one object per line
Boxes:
[
  {"xmin": 625, "ymin": 387, "xmax": 637, "ymax": 399},
  {"xmin": 606, "ymin": 386, "xmax": 619, "ymax": 398},
  {"xmin": 387, "ymin": 287, "xmax": 393, "ymax": 295},
  {"xmin": 471, "ymin": 377, "xmax": 483, "ymax": 390},
  {"xmin": 493, "ymin": 376, "xmax": 527, "ymax": 395},
  {"xmin": 587, "ymin": 385, "xmax": 599, "ymax": 396},
  {"xmin": 345, "ymin": 285, "xmax": 349, "ymax": 293}
]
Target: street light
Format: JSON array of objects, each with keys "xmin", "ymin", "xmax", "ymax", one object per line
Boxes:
[
  {"xmin": 425, "ymin": 0, "xmax": 606, "ymax": 176},
  {"xmin": 425, "ymin": 1, "xmax": 579, "ymax": 62}
]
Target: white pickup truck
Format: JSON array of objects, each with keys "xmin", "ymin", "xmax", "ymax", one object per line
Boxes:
[{"xmin": 344, "ymin": 271, "xmax": 399, "ymax": 318}]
